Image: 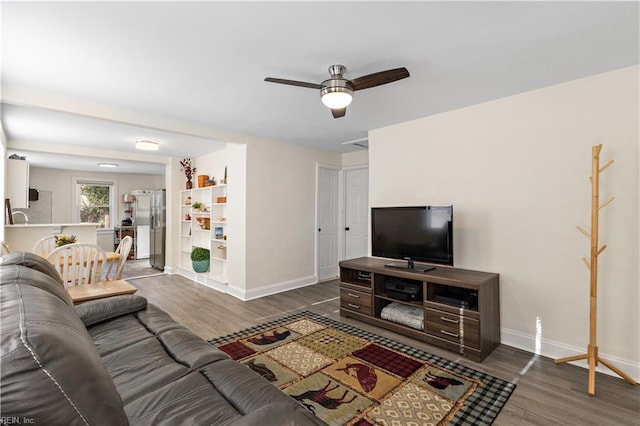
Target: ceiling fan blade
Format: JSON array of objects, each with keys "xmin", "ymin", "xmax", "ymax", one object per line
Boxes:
[
  {"xmin": 264, "ymin": 77, "xmax": 323, "ymax": 90},
  {"xmin": 350, "ymin": 67, "xmax": 410, "ymax": 91},
  {"xmin": 331, "ymin": 107, "xmax": 347, "ymax": 119}
]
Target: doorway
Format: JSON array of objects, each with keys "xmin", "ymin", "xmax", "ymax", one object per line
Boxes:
[
  {"xmin": 344, "ymin": 167, "xmax": 369, "ymax": 260},
  {"xmin": 316, "ymin": 165, "xmax": 369, "ymax": 281},
  {"xmin": 316, "ymin": 165, "xmax": 340, "ymax": 281}
]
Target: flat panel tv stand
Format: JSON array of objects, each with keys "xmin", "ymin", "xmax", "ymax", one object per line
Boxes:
[{"xmin": 339, "ymin": 257, "xmax": 500, "ymax": 362}]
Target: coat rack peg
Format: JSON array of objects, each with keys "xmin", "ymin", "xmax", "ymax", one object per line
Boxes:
[
  {"xmin": 593, "ymin": 143, "xmax": 603, "ymax": 155},
  {"xmin": 599, "ymin": 159, "xmax": 614, "ymax": 173},
  {"xmin": 576, "ymin": 225, "xmax": 591, "ymax": 239},
  {"xmin": 598, "ymin": 196, "xmax": 615, "ymax": 210},
  {"xmin": 556, "ymin": 144, "xmax": 636, "ymax": 395}
]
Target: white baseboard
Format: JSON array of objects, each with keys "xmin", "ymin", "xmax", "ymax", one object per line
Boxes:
[
  {"xmin": 501, "ymin": 328, "xmax": 640, "ymax": 382},
  {"xmin": 176, "ymin": 268, "xmax": 319, "ymax": 302},
  {"xmin": 230, "ymin": 275, "xmax": 318, "ymax": 301}
]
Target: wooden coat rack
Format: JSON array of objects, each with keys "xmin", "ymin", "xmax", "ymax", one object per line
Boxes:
[{"xmin": 554, "ymin": 144, "xmax": 637, "ymax": 395}]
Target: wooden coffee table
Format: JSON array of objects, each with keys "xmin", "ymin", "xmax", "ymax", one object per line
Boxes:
[{"xmin": 67, "ymin": 279, "xmax": 138, "ymax": 304}]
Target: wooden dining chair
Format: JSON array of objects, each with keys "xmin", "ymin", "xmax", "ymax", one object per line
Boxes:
[
  {"xmin": 32, "ymin": 236, "xmax": 58, "ymax": 257},
  {"xmin": 47, "ymin": 243, "xmax": 107, "ymax": 287},
  {"xmin": 105, "ymin": 235, "xmax": 133, "ymax": 281}
]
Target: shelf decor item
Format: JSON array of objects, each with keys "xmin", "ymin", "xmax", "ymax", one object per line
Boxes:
[
  {"xmin": 191, "ymin": 247, "xmax": 210, "ymax": 273},
  {"xmin": 191, "ymin": 201, "xmax": 203, "ymax": 211},
  {"xmin": 179, "ymin": 158, "xmax": 197, "ymax": 190},
  {"xmin": 197, "ymin": 175, "xmax": 209, "ymax": 188}
]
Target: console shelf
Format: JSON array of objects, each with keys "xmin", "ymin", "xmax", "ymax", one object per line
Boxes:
[{"xmin": 339, "ymin": 257, "xmax": 500, "ymax": 362}]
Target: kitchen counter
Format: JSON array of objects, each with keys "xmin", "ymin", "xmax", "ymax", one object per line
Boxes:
[
  {"xmin": 3, "ymin": 223, "xmax": 99, "ymax": 252},
  {"xmin": 5, "ymin": 223, "xmax": 100, "ymax": 228}
]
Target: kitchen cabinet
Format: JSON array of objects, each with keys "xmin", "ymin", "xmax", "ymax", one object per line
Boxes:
[{"xmin": 7, "ymin": 158, "xmax": 29, "ymax": 208}]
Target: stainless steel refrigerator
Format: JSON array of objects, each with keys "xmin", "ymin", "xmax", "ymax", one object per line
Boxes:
[{"xmin": 149, "ymin": 189, "xmax": 166, "ymax": 270}]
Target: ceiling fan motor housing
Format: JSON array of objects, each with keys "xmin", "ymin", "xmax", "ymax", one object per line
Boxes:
[
  {"xmin": 321, "ymin": 64, "xmax": 354, "ymax": 100},
  {"xmin": 320, "ymin": 79, "xmax": 354, "ymax": 98}
]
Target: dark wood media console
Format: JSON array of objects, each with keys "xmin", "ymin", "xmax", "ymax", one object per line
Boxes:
[{"xmin": 339, "ymin": 257, "xmax": 500, "ymax": 362}]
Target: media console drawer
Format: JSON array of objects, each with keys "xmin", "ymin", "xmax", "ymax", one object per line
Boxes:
[
  {"xmin": 425, "ymin": 308, "xmax": 480, "ymax": 349},
  {"xmin": 340, "ymin": 287, "xmax": 372, "ymax": 316}
]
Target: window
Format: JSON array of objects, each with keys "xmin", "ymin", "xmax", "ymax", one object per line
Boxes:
[{"xmin": 76, "ymin": 180, "xmax": 114, "ymax": 229}]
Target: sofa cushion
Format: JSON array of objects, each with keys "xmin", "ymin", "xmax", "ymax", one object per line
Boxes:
[
  {"xmin": 86, "ymin": 304, "xmax": 325, "ymax": 425},
  {"xmin": 88, "ymin": 304, "xmax": 229, "ymax": 405},
  {"xmin": 123, "ymin": 370, "xmax": 244, "ymax": 425},
  {"xmin": 123, "ymin": 359, "xmax": 323, "ymax": 426},
  {"xmin": 0, "ymin": 263, "xmax": 128, "ymax": 425}
]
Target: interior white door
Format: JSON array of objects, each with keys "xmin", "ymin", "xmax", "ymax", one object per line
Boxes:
[
  {"xmin": 317, "ymin": 166, "xmax": 339, "ymax": 281},
  {"xmin": 344, "ymin": 168, "xmax": 369, "ymax": 259}
]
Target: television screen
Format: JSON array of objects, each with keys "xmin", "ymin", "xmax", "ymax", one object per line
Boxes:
[{"xmin": 371, "ymin": 205, "xmax": 453, "ymax": 266}]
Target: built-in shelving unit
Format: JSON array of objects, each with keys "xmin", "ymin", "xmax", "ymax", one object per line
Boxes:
[
  {"xmin": 339, "ymin": 257, "xmax": 500, "ymax": 362},
  {"xmin": 177, "ymin": 185, "xmax": 228, "ymax": 289}
]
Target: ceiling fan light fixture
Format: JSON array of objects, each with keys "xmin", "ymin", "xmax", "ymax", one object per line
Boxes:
[
  {"xmin": 321, "ymin": 87, "xmax": 353, "ymax": 109},
  {"xmin": 135, "ymin": 140, "xmax": 159, "ymax": 151}
]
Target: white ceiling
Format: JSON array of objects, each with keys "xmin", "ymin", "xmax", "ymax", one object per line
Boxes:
[{"xmin": 1, "ymin": 1, "xmax": 638, "ymax": 173}]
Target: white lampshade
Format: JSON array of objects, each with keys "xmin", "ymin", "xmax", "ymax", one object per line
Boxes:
[
  {"xmin": 321, "ymin": 90, "xmax": 353, "ymax": 109},
  {"xmin": 135, "ymin": 140, "xmax": 159, "ymax": 151}
]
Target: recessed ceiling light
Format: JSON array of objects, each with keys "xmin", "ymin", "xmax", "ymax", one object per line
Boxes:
[
  {"xmin": 98, "ymin": 162, "xmax": 119, "ymax": 168},
  {"xmin": 136, "ymin": 140, "xmax": 159, "ymax": 151}
]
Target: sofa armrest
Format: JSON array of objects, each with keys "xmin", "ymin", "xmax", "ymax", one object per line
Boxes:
[{"xmin": 75, "ymin": 294, "xmax": 148, "ymax": 326}]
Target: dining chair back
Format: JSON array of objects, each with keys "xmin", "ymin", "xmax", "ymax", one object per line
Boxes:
[
  {"xmin": 47, "ymin": 243, "xmax": 107, "ymax": 287},
  {"xmin": 105, "ymin": 235, "xmax": 133, "ymax": 280},
  {"xmin": 32, "ymin": 236, "xmax": 58, "ymax": 257}
]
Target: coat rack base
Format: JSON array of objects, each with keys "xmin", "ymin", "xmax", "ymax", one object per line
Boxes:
[{"xmin": 555, "ymin": 344, "xmax": 637, "ymax": 396}]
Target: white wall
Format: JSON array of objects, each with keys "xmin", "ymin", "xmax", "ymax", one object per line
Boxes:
[{"xmin": 369, "ymin": 65, "xmax": 639, "ymax": 378}]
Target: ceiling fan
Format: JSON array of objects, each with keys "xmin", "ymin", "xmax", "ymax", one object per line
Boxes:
[{"xmin": 264, "ymin": 64, "xmax": 410, "ymax": 118}]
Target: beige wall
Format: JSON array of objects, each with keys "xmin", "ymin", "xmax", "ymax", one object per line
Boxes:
[
  {"xmin": 369, "ymin": 65, "xmax": 639, "ymax": 377},
  {"xmin": 342, "ymin": 150, "xmax": 368, "ymax": 167},
  {"xmin": 244, "ymin": 138, "xmax": 341, "ymax": 297},
  {"xmin": 0, "ymin": 126, "xmax": 6, "ymax": 242},
  {"xmin": 29, "ymin": 167, "xmax": 164, "ymax": 224}
]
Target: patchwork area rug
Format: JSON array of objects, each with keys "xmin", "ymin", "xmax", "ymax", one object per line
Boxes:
[{"xmin": 210, "ymin": 311, "xmax": 515, "ymax": 425}]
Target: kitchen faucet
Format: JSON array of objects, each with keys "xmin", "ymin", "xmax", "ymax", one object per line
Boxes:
[{"xmin": 11, "ymin": 211, "xmax": 29, "ymax": 224}]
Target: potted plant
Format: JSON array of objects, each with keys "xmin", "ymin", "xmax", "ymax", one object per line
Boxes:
[
  {"xmin": 191, "ymin": 247, "xmax": 210, "ymax": 273},
  {"xmin": 192, "ymin": 201, "xmax": 203, "ymax": 211},
  {"xmin": 55, "ymin": 234, "xmax": 77, "ymax": 247}
]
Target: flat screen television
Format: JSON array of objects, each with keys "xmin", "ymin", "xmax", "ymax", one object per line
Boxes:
[{"xmin": 371, "ymin": 205, "xmax": 453, "ymax": 270}]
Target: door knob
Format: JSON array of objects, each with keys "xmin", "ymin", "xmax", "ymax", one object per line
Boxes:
[{"xmin": 318, "ymin": 228, "xmax": 321, "ymax": 232}]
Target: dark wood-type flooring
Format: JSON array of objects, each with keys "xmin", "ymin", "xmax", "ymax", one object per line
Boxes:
[{"xmin": 127, "ymin": 274, "xmax": 640, "ymax": 425}]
